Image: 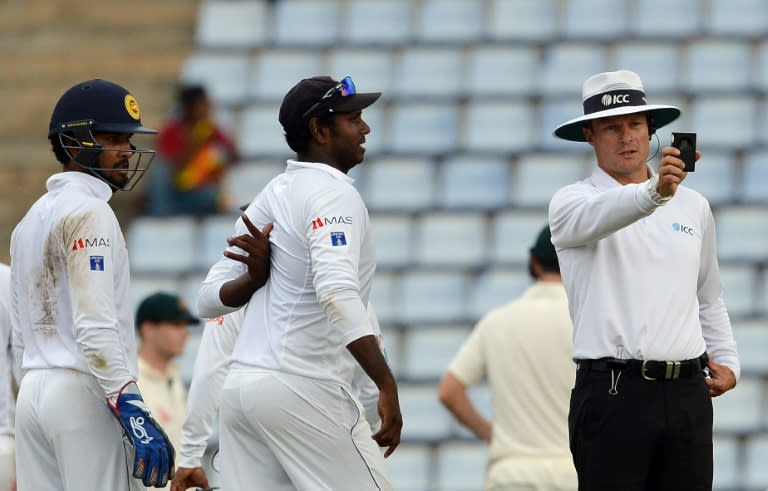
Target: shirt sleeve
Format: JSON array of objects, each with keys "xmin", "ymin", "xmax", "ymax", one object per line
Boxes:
[
  {"xmin": 447, "ymin": 318, "xmax": 488, "ymax": 387},
  {"xmin": 178, "ymin": 311, "xmax": 242, "ymax": 468},
  {"xmin": 8, "ymin": 244, "xmax": 24, "ymax": 384},
  {"xmin": 65, "ymin": 203, "xmax": 134, "ymax": 399},
  {"xmin": 350, "ymin": 302, "xmax": 384, "ymax": 431},
  {"xmin": 548, "ymin": 179, "xmax": 662, "ymax": 249},
  {"xmin": 197, "ymin": 217, "xmax": 248, "ymax": 319},
  {"xmin": 306, "ymin": 183, "xmax": 373, "ymax": 347},
  {"xmin": 697, "ymin": 206, "xmax": 740, "ymax": 381}
]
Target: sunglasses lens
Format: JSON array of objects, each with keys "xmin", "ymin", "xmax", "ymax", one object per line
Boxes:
[{"xmin": 340, "ymin": 76, "xmax": 356, "ymax": 97}]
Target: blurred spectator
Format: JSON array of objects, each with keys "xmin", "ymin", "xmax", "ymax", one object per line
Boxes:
[
  {"xmin": 147, "ymin": 84, "xmax": 238, "ymax": 216},
  {"xmin": 136, "ymin": 292, "xmax": 200, "ymax": 490}
]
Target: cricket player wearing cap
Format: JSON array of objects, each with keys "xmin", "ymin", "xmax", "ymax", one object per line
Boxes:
[
  {"xmin": 11, "ymin": 79, "xmax": 174, "ymax": 490},
  {"xmin": 197, "ymin": 75, "xmax": 401, "ymax": 490}
]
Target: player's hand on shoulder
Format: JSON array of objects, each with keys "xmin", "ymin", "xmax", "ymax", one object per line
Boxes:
[
  {"xmin": 107, "ymin": 382, "xmax": 176, "ymax": 488},
  {"xmin": 705, "ymin": 359, "xmax": 737, "ymax": 397},
  {"xmin": 170, "ymin": 466, "xmax": 209, "ymax": 491},
  {"xmin": 223, "ymin": 213, "xmax": 273, "ymax": 285},
  {"xmin": 372, "ymin": 383, "xmax": 403, "ymax": 458}
]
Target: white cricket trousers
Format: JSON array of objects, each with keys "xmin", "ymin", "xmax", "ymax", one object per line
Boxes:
[
  {"xmin": 219, "ymin": 369, "xmax": 393, "ymax": 491},
  {"xmin": 15, "ymin": 369, "xmax": 143, "ymax": 491}
]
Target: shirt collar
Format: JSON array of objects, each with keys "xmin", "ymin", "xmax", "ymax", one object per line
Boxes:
[
  {"xmin": 285, "ymin": 159, "xmax": 354, "ymax": 185},
  {"xmin": 46, "ymin": 171, "xmax": 114, "ymax": 202},
  {"xmin": 589, "ymin": 164, "xmax": 656, "ymax": 190}
]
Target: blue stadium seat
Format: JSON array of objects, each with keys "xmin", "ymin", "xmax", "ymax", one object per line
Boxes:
[
  {"xmin": 341, "ymin": 0, "xmax": 413, "ymax": 45},
  {"xmin": 181, "ymin": 54, "xmax": 250, "ymax": 105},
  {"xmin": 385, "ymin": 444, "xmax": 432, "ymax": 491},
  {"xmin": 221, "ymin": 161, "xmax": 284, "ymax": 213},
  {"xmin": 415, "ymin": 213, "xmax": 488, "ymax": 268},
  {"xmin": 363, "ymin": 156, "xmax": 436, "ymax": 211},
  {"xmin": 273, "ymin": 0, "xmax": 339, "ymax": 46},
  {"xmin": 462, "ymin": 100, "xmax": 534, "ymax": 153},
  {"xmin": 632, "ymin": 0, "xmax": 702, "ymax": 39},
  {"xmin": 563, "ymin": 0, "xmax": 628, "ymax": 39},
  {"xmin": 358, "ymin": 105, "xmax": 386, "ymax": 156},
  {"xmin": 613, "ymin": 42, "xmax": 681, "ymax": 93},
  {"xmin": 387, "ymin": 103, "xmax": 459, "ymax": 154},
  {"xmin": 249, "ymin": 50, "xmax": 325, "ymax": 101},
  {"xmin": 713, "ymin": 377, "xmax": 763, "ymax": 433},
  {"xmin": 399, "ymin": 271, "xmax": 468, "ymax": 324},
  {"xmin": 719, "ymin": 264, "xmax": 757, "ymax": 318},
  {"xmin": 439, "ymin": 155, "xmax": 509, "ymax": 210},
  {"xmin": 733, "ymin": 320, "xmax": 768, "ymax": 374},
  {"xmin": 715, "ymin": 206, "xmax": 768, "ymax": 262},
  {"xmin": 690, "ymin": 96, "xmax": 756, "ymax": 149},
  {"xmin": 540, "ymin": 43, "xmax": 608, "ymax": 96},
  {"xmin": 713, "ymin": 436, "xmax": 741, "ymax": 490},
  {"xmin": 194, "ymin": 1, "xmax": 268, "ymax": 48},
  {"xmin": 756, "ymin": 41, "xmax": 768, "ymax": 93},
  {"xmin": 416, "ymin": 0, "xmax": 485, "ymax": 43},
  {"xmin": 398, "ymin": 384, "xmax": 454, "ymax": 441},
  {"xmin": 370, "ymin": 271, "xmax": 397, "ymax": 325},
  {"xmin": 706, "ymin": 0, "xmax": 768, "ymax": 37},
  {"xmin": 401, "ymin": 326, "xmax": 471, "ymax": 380},
  {"xmin": 468, "ymin": 268, "xmax": 531, "ymax": 321},
  {"xmin": 379, "ymin": 326, "xmax": 402, "ymax": 377},
  {"xmin": 486, "ymin": 0, "xmax": 557, "ymax": 41},
  {"xmin": 327, "ymin": 48, "xmax": 394, "ymax": 95},
  {"xmin": 238, "ymin": 106, "xmax": 292, "ymax": 157},
  {"xmin": 369, "ymin": 213, "xmax": 414, "ymax": 269},
  {"xmin": 511, "ymin": 153, "xmax": 590, "ymax": 208},
  {"xmin": 680, "ymin": 151, "xmax": 735, "ymax": 206},
  {"xmin": 435, "ymin": 442, "xmax": 488, "ymax": 490},
  {"xmin": 741, "ymin": 150, "xmax": 768, "ymax": 204},
  {"xmin": 492, "ymin": 211, "xmax": 549, "ymax": 265},
  {"xmin": 745, "ymin": 433, "xmax": 768, "ymax": 488},
  {"xmin": 683, "ymin": 40, "xmax": 753, "ymax": 92},
  {"xmin": 199, "ymin": 214, "xmax": 237, "ymax": 271},
  {"xmin": 466, "ymin": 45, "xmax": 538, "ymax": 96},
  {"xmin": 128, "ymin": 217, "xmax": 198, "ymax": 274},
  {"xmin": 396, "ymin": 47, "xmax": 464, "ymax": 98},
  {"xmin": 537, "ymin": 98, "xmax": 589, "ymax": 150}
]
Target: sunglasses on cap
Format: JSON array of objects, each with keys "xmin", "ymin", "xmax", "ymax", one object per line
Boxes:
[{"xmin": 302, "ymin": 76, "xmax": 357, "ymax": 119}]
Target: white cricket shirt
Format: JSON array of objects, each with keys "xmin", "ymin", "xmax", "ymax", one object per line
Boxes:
[
  {"xmin": 0, "ymin": 264, "xmax": 14, "ymax": 437},
  {"xmin": 10, "ymin": 172, "xmax": 137, "ymax": 399},
  {"xmin": 197, "ymin": 160, "xmax": 376, "ymax": 388},
  {"xmin": 548, "ymin": 165, "xmax": 740, "ymax": 379}
]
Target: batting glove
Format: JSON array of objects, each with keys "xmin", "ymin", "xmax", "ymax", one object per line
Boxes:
[{"xmin": 108, "ymin": 382, "xmax": 176, "ymax": 487}]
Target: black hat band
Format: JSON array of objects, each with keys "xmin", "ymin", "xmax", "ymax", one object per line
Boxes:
[{"xmin": 583, "ymin": 89, "xmax": 647, "ymax": 115}]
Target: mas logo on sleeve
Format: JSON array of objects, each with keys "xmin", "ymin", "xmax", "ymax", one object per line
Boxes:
[
  {"xmin": 72, "ymin": 237, "xmax": 111, "ymax": 251},
  {"xmin": 311, "ymin": 216, "xmax": 353, "ymax": 231},
  {"xmin": 89, "ymin": 256, "xmax": 105, "ymax": 271},
  {"xmin": 331, "ymin": 232, "xmax": 347, "ymax": 246}
]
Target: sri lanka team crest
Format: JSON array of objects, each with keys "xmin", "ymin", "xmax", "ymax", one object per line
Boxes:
[{"xmin": 124, "ymin": 94, "xmax": 140, "ymax": 120}]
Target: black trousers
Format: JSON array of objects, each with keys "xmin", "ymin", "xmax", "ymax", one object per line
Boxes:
[{"xmin": 569, "ymin": 366, "xmax": 713, "ymax": 490}]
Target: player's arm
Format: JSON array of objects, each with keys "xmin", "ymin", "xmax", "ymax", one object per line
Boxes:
[
  {"xmin": 350, "ymin": 302, "xmax": 385, "ymax": 431},
  {"xmin": 197, "ymin": 210, "xmax": 272, "ymax": 317},
  {"xmin": 437, "ymin": 372, "xmax": 491, "ymax": 442},
  {"xmin": 66, "ymin": 204, "xmax": 173, "ymax": 487},
  {"xmin": 172, "ymin": 311, "xmax": 241, "ymax": 491},
  {"xmin": 696, "ymin": 206, "xmax": 739, "ymax": 396}
]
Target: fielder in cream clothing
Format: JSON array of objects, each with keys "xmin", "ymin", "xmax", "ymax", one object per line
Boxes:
[
  {"xmin": 549, "ymin": 70, "xmax": 739, "ymax": 490},
  {"xmin": 438, "ymin": 227, "xmax": 576, "ymax": 491},
  {"xmin": 196, "ymin": 76, "xmax": 400, "ymax": 491}
]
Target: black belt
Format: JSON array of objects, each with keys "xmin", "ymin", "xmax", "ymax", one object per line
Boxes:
[{"xmin": 577, "ymin": 353, "xmax": 709, "ymax": 381}]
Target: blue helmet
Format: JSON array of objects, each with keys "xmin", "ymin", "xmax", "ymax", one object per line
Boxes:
[{"xmin": 49, "ymin": 79, "xmax": 157, "ymax": 191}]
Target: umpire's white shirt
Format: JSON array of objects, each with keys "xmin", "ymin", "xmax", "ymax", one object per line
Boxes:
[
  {"xmin": 549, "ymin": 165, "xmax": 740, "ymax": 380},
  {"xmin": 198, "ymin": 160, "xmax": 375, "ymax": 388},
  {"xmin": 10, "ymin": 172, "xmax": 137, "ymax": 398}
]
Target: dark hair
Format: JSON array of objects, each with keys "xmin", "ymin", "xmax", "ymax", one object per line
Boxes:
[
  {"xmin": 535, "ymin": 255, "xmax": 561, "ymax": 274},
  {"xmin": 177, "ymin": 84, "xmax": 207, "ymax": 109},
  {"xmin": 49, "ymin": 135, "xmax": 70, "ymax": 164},
  {"xmin": 284, "ymin": 111, "xmax": 335, "ymax": 153}
]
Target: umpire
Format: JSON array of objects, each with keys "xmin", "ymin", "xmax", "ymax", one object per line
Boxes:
[{"xmin": 549, "ymin": 70, "xmax": 739, "ymax": 490}]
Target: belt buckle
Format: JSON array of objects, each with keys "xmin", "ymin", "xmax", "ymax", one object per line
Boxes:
[
  {"xmin": 665, "ymin": 361, "xmax": 681, "ymax": 380},
  {"xmin": 641, "ymin": 360, "xmax": 657, "ymax": 381}
]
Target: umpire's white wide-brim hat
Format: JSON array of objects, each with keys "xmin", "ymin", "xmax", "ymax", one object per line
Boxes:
[{"xmin": 553, "ymin": 70, "xmax": 681, "ymax": 142}]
